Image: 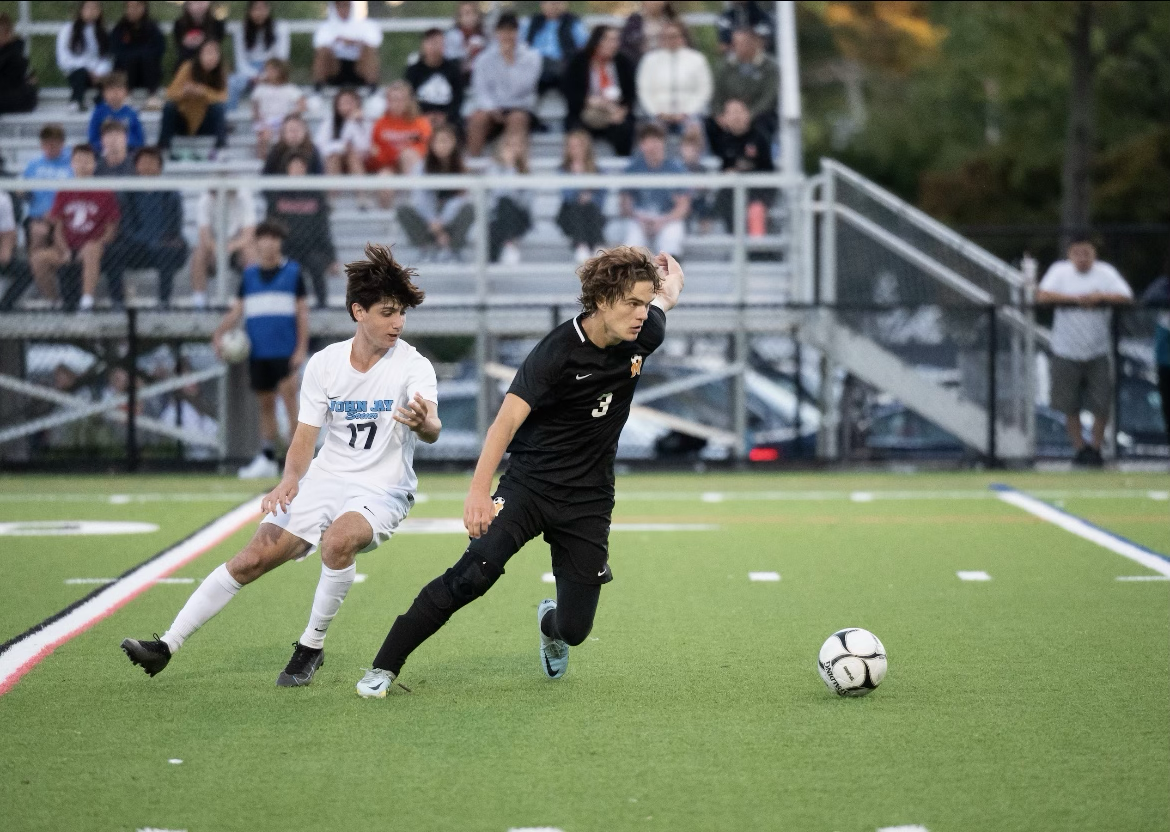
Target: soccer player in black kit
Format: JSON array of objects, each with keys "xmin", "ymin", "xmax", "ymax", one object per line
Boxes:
[{"xmin": 355, "ymin": 246, "xmax": 684, "ymax": 697}]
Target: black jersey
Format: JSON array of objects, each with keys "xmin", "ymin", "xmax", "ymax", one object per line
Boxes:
[{"xmin": 505, "ymin": 305, "xmax": 667, "ymax": 491}]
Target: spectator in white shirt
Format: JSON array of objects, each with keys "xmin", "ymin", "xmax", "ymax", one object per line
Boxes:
[
  {"xmin": 228, "ymin": 0, "xmax": 291, "ymax": 110},
  {"xmin": 312, "ymin": 0, "xmax": 382, "ymax": 92},
  {"xmin": 315, "ymin": 88, "xmax": 371, "ymax": 177},
  {"xmin": 1036, "ymin": 235, "xmax": 1134, "ymax": 465},
  {"xmin": 444, "ymin": 1, "xmax": 487, "ymax": 86},
  {"xmin": 251, "ymin": 58, "xmax": 305, "ymax": 160},
  {"xmin": 189, "ymin": 189, "xmax": 258, "ymax": 309},
  {"xmin": 636, "ymin": 20, "xmax": 713, "ymax": 136},
  {"xmin": 57, "ymin": 1, "xmax": 113, "ymax": 112}
]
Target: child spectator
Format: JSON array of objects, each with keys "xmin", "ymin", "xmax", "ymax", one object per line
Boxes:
[
  {"xmin": 22, "ymin": 125, "xmax": 73, "ymax": 257},
  {"xmin": 711, "ymin": 27, "xmax": 779, "ymax": 139},
  {"xmin": 636, "ymin": 20, "xmax": 712, "ymax": 135},
  {"xmin": 212, "ymin": 220, "xmax": 308, "ymax": 480},
  {"xmin": 96, "ymin": 120, "xmax": 136, "ymax": 178},
  {"xmin": 678, "ymin": 129, "xmax": 716, "ymax": 231},
  {"xmin": 520, "ymin": 1, "xmax": 588, "ymax": 96},
  {"xmin": 263, "ymin": 114, "xmax": 325, "ymax": 175},
  {"xmin": 705, "ymin": 97, "xmax": 775, "ymax": 233},
  {"xmin": 159, "ymin": 38, "xmax": 228, "ymax": 156},
  {"xmin": 101, "ymin": 146, "xmax": 189, "ymax": 308},
  {"xmin": 190, "ymin": 188, "xmax": 258, "ymax": 309},
  {"xmin": 110, "ymin": 1, "xmax": 166, "ymax": 108},
  {"xmin": 57, "ymin": 1, "xmax": 113, "ymax": 112},
  {"xmin": 315, "ymin": 88, "xmax": 370, "ymax": 177},
  {"xmin": 228, "ymin": 0, "xmax": 291, "ymax": 110},
  {"xmin": 266, "ymin": 155, "xmax": 338, "ymax": 308},
  {"xmin": 172, "ymin": 1, "xmax": 224, "ymax": 69},
  {"xmin": 32, "ymin": 145, "xmax": 120, "ymax": 311},
  {"xmin": 444, "ymin": 1, "xmax": 487, "ymax": 86},
  {"xmin": 252, "ymin": 59, "xmax": 305, "ymax": 160},
  {"xmin": 486, "ymin": 131, "xmax": 533, "ymax": 265},
  {"xmin": 88, "ymin": 72, "xmax": 146, "ymax": 153},
  {"xmin": 312, "ymin": 0, "xmax": 382, "ymax": 92},
  {"xmin": 0, "ymin": 13, "xmax": 38, "ymax": 115},
  {"xmin": 620, "ymin": 123, "xmax": 690, "ymax": 257},
  {"xmin": 563, "ymin": 25, "xmax": 636, "ymax": 157},
  {"xmin": 368, "ymin": 81, "xmax": 432, "ymax": 175},
  {"xmin": 466, "ymin": 13, "xmax": 542, "ymax": 158},
  {"xmin": 406, "ymin": 28, "xmax": 464, "ymax": 130},
  {"xmin": 619, "ymin": 1, "xmax": 680, "ymax": 66},
  {"xmin": 397, "ymin": 124, "xmax": 474, "ymax": 261},
  {"xmin": 556, "ymin": 130, "xmax": 607, "ymax": 264}
]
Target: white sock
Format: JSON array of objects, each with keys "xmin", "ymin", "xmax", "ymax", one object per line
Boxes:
[
  {"xmin": 161, "ymin": 563, "xmax": 242, "ymax": 653},
  {"xmin": 79, "ymin": 294, "xmax": 94, "ymax": 310},
  {"xmin": 191, "ymin": 291, "xmax": 207, "ymax": 309},
  {"xmin": 298, "ymin": 563, "xmax": 356, "ymax": 649}
]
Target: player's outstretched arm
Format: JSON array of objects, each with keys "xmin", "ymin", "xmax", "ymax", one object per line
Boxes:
[
  {"xmin": 260, "ymin": 422, "xmax": 319, "ymax": 516},
  {"xmin": 652, "ymin": 251, "xmax": 685, "ymax": 311},
  {"xmin": 464, "ymin": 393, "xmax": 531, "ymax": 538}
]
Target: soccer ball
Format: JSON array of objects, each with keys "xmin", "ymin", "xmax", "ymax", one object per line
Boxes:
[
  {"xmin": 817, "ymin": 628, "xmax": 887, "ymax": 697},
  {"xmin": 219, "ymin": 329, "xmax": 251, "ymax": 364}
]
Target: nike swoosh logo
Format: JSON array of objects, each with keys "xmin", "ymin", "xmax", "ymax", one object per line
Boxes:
[
  {"xmin": 576, "ymin": 373, "xmax": 592, "ymax": 380},
  {"xmin": 314, "ymin": 627, "xmax": 327, "ymax": 632},
  {"xmin": 369, "ymin": 680, "xmax": 385, "ymax": 691},
  {"xmin": 544, "ymin": 654, "xmax": 557, "ymax": 676},
  {"xmin": 327, "ymin": 395, "xmax": 340, "ymax": 400},
  {"xmin": 598, "ymin": 567, "xmax": 607, "ymax": 577}
]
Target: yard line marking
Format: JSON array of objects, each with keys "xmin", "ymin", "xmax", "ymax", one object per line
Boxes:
[
  {"xmin": 700, "ymin": 491, "xmax": 725, "ymax": 503},
  {"xmin": 749, "ymin": 571, "xmax": 781, "ymax": 582},
  {"xmin": 991, "ymin": 484, "xmax": 1170, "ymax": 578},
  {"xmin": 877, "ymin": 826, "xmax": 929, "ymax": 832},
  {"xmin": 0, "ymin": 496, "xmax": 262, "ymax": 697},
  {"xmin": 541, "ymin": 572, "xmax": 556, "ymax": 584},
  {"xmin": 1116, "ymin": 575, "xmax": 1170, "ymax": 582},
  {"xmin": 1150, "ymin": 491, "xmax": 1169, "ymax": 501},
  {"xmin": 394, "ymin": 518, "xmax": 718, "ymax": 534},
  {"xmin": 957, "ymin": 571, "xmax": 992, "ymax": 581},
  {"xmin": 850, "ymin": 491, "xmax": 875, "ymax": 502},
  {"xmin": 0, "ymin": 521, "xmax": 159, "ymax": 536},
  {"xmin": 167, "ymin": 759, "xmax": 183, "ymax": 765},
  {"xmin": 63, "ymin": 578, "xmax": 195, "ymax": 585},
  {"xmin": 354, "ymin": 573, "xmax": 368, "ymax": 584},
  {"xmin": 0, "ymin": 492, "xmax": 257, "ymax": 503}
]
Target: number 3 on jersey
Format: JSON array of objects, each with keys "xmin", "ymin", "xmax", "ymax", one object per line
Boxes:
[
  {"xmin": 592, "ymin": 392, "xmax": 614, "ymax": 418},
  {"xmin": 348, "ymin": 421, "xmax": 377, "ymax": 449}
]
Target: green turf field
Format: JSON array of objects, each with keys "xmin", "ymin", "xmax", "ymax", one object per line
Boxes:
[{"xmin": 1, "ymin": 472, "xmax": 1167, "ymax": 832}]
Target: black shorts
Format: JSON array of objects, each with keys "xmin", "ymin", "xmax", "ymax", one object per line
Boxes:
[
  {"xmin": 467, "ymin": 473, "xmax": 614, "ymax": 586},
  {"xmin": 248, "ymin": 357, "xmax": 292, "ymax": 392}
]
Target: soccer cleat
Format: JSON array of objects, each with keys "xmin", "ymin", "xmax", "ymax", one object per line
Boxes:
[
  {"xmin": 121, "ymin": 635, "xmax": 172, "ymax": 677},
  {"xmin": 276, "ymin": 642, "xmax": 324, "ymax": 687},
  {"xmin": 355, "ymin": 667, "xmax": 396, "ymax": 699},
  {"xmin": 537, "ymin": 599, "xmax": 569, "ymax": 679},
  {"xmin": 238, "ymin": 452, "xmax": 279, "ymax": 479}
]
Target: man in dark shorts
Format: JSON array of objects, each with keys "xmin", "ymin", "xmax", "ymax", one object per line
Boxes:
[
  {"xmin": 213, "ymin": 220, "xmax": 309, "ymax": 479},
  {"xmin": 356, "ymin": 245, "xmax": 684, "ymax": 697}
]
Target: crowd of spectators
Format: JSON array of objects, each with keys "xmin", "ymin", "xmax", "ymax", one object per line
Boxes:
[{"xmin": 1, "ymin": 0, "xmax": 784, "ymax": 310}]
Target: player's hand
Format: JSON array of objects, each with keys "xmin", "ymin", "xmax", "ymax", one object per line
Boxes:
[
  {"xmin": 261, "ymin": 477, "xmax": 298, "ymax": 516},
  {"xmin": 464, "ymin": 489, "xmax": 495, "ymax": 539},
  {"xmin": 393, "ymin": 393, "xmax": 430, "ymax": 432}
]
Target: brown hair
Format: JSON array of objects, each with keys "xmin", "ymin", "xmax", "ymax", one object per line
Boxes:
[
  {"xmin": 385, "ymin": 80, "xmax": 420, "ymax": 120},
  {"xmin": 255, "ymin": 219, "xmax": 288, "ymax": 240},
  {"xmin": 345, "ymin": 243, "xmax": 426, "ymax": 320},
  {"xmin": 100, "ymin": 118, "xmax": 128, "ymax": 136},
  {"xmin": 262, "ymin": 57, "xmax": 290, "ymax": 84},
  {"xmin": 102, "ymin": 70, "xmax": 129, "ymax": 91},
  {"xmin": 40, "ymin": 124, "xmax": 67, "ymax": 143},
  {"xmin": 577, "ymin": 246, "xmax": 662, "ymax": 314},
  {"xmin": 71, "ymin": 143, "xmax": 97, "ymax": 158},
  {"xmin": 560, "ymin": 129, "xmax": 597, "ymax": 173},
  {"xmin": 636, "ymin": 121, "xmax": 666, "ymax": 143}
]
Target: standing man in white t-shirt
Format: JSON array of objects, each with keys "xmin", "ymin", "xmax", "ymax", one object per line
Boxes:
[
  {"xmin": 122, "ymin": 243, "xmax": 441, "ymax": 687},
  {"xmin": 1036, "ymin": 235, "xmax": 1133, "ymax": 465}
]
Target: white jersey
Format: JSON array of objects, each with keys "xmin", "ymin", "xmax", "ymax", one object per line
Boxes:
[
  {"xmin": 298, "ymin": 337, "xmax": 438, "ymax": 496},
  {"xmin": 1038, "ymin": 259, "xmax": 1132, "ymax": 360}
]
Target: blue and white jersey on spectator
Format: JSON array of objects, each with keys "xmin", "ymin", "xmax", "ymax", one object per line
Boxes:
[{"xmin": 238, "ymin": 258, "xmax": 306, "ymax": 359}]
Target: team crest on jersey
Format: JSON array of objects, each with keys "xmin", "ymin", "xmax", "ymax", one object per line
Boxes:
[
  {"xmin": 492, "ymin": 497, "xmax": 505, "ymax": 517},
  {"xmin": 630, "ymin": 355, "xmax": 643, "ymax": 377}
]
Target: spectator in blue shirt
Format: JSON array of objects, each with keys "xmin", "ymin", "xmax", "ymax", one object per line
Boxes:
[
  {"xmin": 22, "ymin": 124, "xmax": 73, "ymax": 256},
  {"xmin": 101, "ymin": 146, "xmax": 190, "ymax": 308},
  {"xmin": 89, "ymin": 72, "xmax": 147, "ymax": 153},
  {"xmin": 620, "ymin": 122, "xmax": 690, "ymax": 257},
  {"xmin": 520, "ymin": 0, "xmax": 588, "ymax": 96}
]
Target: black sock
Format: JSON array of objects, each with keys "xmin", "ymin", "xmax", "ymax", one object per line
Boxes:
[
  {"xmin": 262, "ymin": 445, "xmax": 275, "ymax": 461},
  {"xmin": 372, "ymin": 576, "xmax": 452, "ymax": 675}
]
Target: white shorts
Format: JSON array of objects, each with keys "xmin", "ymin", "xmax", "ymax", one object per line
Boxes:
[{"xmin": 260, "ymin": 474, "xmax": 413, "ymax": 555}]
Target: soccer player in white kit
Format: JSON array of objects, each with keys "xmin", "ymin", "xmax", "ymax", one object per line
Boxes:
[{"xmin": 121, "ymin": 243, "xmax": 441, "ymax": 687}]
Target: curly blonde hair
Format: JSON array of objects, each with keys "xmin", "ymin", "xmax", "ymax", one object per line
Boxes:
[{"xmin": 577, "ymin": 246, "xmax": 662, "ymax": 314}]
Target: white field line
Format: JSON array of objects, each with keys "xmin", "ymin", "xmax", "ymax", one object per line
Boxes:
[
  {"xmin": 541, "ymin": 572, "xmax": 556, "ymax": 584},
  {"xmin": 749, "ymin": 571, "xmax": 781, "ymax": 581},
  {"xmin": 992, "ymin": 486, "xmax": 1170, "ymax": 578},
  {"xmin": 410, "ymin": 488, "xmax": 1167, "ymax": 503},
  {"xmin": 957, "ymin": 571, "xmax": 992, "ymax": 581},
  {"xmin": 0, "ymin": 497, "xmax": 262, "ymax": 696},
  {"xmin": 1116, "ymin": 575, "xmax": 1170, "ymax": 582},
  {"xmin": 877, "ymin": 826, "xmax": 929, "ymax": 832},
  {"xmin": 64, "ymin": 577, "xmax": 195, "ymax": 585},
  {"xmin": 0, "ymin": 492, "xmax": 257, "ymax": 503}
]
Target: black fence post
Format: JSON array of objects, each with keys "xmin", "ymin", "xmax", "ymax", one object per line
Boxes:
[
  {"xmin": 126, "ymin": 308, "xmax": 139, "ymax": 473},
  {"xmin": 987, "ymin": 304, "xmax": 998, "ymax": 467}
]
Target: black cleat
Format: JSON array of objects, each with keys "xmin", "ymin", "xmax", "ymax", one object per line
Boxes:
[
  {"xmin": 276, "ymin": 642, "xmax": 324, "ymax": 687},
  {"xmin": 121, "ymin": 635, "xmax": 172, "ymax": 677}
]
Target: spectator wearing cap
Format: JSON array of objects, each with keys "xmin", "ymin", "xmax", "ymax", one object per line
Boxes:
[
  {"xmin": 110, "ymin": 1, "xmax": 166, "ymax": 108},
  {"xmin": 212, "ymin": 219, "xmax": 309, "ymax": 480},
  {"xmin": 0, "ymin": 13, "xmax": 38, "ymax": 115},
  {"xmin": 636, "ymin": 20, "xmax": 713, "ymax": 136},
  {"xmin": 520, "ymin": 0, "xmax": 588, "ymax": 97},
  {"xmin": 563, "ymin": 25, "xmax": 636, "ymax": 157},
  {"xmin": 101, "ymin": 146, "xmax": 189, "ymax": 308},
  {"xmin": 228, "ymin": 0, "xmax": 291, "ymax": 110},
  {"xmin": 88, "ymin": 72, "xmax": 146, "ymax": 153},
  {"xmin": 57, "ymin": 1, "xmax": 113, "ymax": 112},
  {"xmin": 406, "ymin": 27, "xmax": 465, "ymax": 130},
  {"xmin": 711, "ymin": 26, "xmax": 779, "ymax": 139},
  {"xmin": 172, "ymin": 1, "xmax": 225, "ymax": 69},
  {"xmin": 620, "ymin": 123, "xmax": 690, "ymax": 257},
  {"xmin": 312, "ymin": 0, "xmax": 382, "ymax": 92},
  {"xmin": 466, "ymin": 12, "xmax": 542, "ymax": 158},
  {"xmin": 266, "ymin": 154, "xmax": 339, "ymax": 309},
  {"xmin": 716, "ymin": 1, "xmax": 775, "ymax": 53},
  {"xmin": 1036, "ymin": 235, "xmax": 1134, "ymax": 465}
]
